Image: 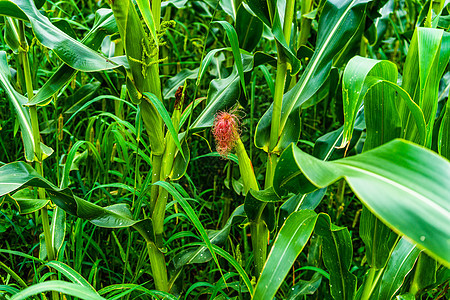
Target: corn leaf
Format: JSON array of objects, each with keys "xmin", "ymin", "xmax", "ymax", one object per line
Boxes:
[{"xmin": 274, "ymin": 139, "xmax": 450, "ymax": 267}]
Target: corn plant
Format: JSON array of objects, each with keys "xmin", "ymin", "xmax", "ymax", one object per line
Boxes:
[{"xmin": 0, "ymin": 0, "xmax": 449, "ymax": 299}]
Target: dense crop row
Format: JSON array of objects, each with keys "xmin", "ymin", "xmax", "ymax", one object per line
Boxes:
[{"xmin": 0, "ymin": 0, "xmax": 449, "ymax": 299}]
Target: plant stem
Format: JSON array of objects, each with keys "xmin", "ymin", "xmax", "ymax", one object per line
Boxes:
[
  {"xmin": 298, "ymin": 0, "xmax": 312, "ymax": 47},
  {"xmin": 268, "ymin": 48, "xmax": 287, "ymax": 153},
  {"xmin": 19, "ymin": 19, "xmax": 57, "ymax": 300},
  {"xmin": 149, "ymin": 154, "xmax": 163, "ymax": 213},
  {"xmin": 361, "ymin": 267, "xmax": 376, "ymax": 300},
  {"xmin": 147, "ymin": 242, "xmax": 169, "ymax": 292},
  {"xmin": 152, "ymin": 102, "xmax": 181, "ymax": 247},
  {"xmin": 18, "ymin": 20, "xmax": 55, "ymax": 261},
  {"xmin": 161, "ymin": 6, "xmax": 172, "ymax": 76},
  {"xmin": 234, "ymin": 138, "xmax": 268, "ymax": 277},
  {"xmin": 250, "ymin": 218, "xmax": 268, "ymax": 277},
  {"xmin": 265, "ymin": 0, "xmax": 294, "ymax": 188},
  {"xmin": 265, "ymin": 45, "xmax": 287, "ymax": 187},
  {"xmin": 283, "ymin": 0, "xmax": 296, "ymax": 42},
  {"xmin": 152, "ymin": 187, "xmax": 169, "ymax": 249}
]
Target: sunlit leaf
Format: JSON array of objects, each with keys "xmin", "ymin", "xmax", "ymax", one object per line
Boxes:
[{"xmin": 274, "ymin": 139, "xmax": 450, "ymax": 266}]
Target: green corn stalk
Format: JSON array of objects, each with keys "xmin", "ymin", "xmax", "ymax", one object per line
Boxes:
[
  {"xmin": 110, "ymin": 0, "xmax": 169, "ymax": 292},
  {"xmin": 18, "ymin": 19, "xmax": 58, "ymax": 300},
  {"xmin": 252, "ymin": 0, "xmax": 296, "ymax": 278}
]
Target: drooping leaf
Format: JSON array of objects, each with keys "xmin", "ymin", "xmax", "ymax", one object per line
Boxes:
[
  {"xmin": 28, "ymin": 9, "xmax": 118, "ymax": 106},
  {"xmin": 0, "ymin": 162, "xmax": 154, "ymax": 243},
  {"xmin": 44, "ymin": 261, "xmax": 96, "ymax": 292},
  {"xmin": 341, "ymin": 56, "xmax": 426, "ymax": 148},
  {"xmin": 173, "ymin": 205, "xmax": 245, "ymax": 268},
  {"xmin": 218, "ymin": 0, "xmax": 236, "ymax": 20},
  {"xmin": 161, "ymin": 0, "xmax": 187, "ymax": 9},
  {"xmin": 1, "ymin": 189, "xmax": 48, "ymax": 214},
  {"xmin": 154, "ymin": 181, "xmax": 224, "ymax": 279},
  {"xmin": 0, "ymin": 0, "xmax": 120, "ymax": 72},
  {"xmin": 370, "ymin": 0, "xmax": 394, "ymax": 47},
  {"xmin": 286, "ymin": 272, "xmax": 322, "ymax": 299},
  {"xmin": 274, "ymin": 139, "xmax": 450, "ymax": 266},
  {"xmin": 0, "ymin": 51, "xmax": 53, "ymax": 161},
  {"xmin": 4, "ymin": 17, "xmax": 20, "ymax": 53}
]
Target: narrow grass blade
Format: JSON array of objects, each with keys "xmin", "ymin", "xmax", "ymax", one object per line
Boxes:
[
  {"xmin": 10, "ymin": 281, "xmax": 104, "ymax": 300},
  {"xmin": 45, "ymin": 261, "xmax": 96, "ymax": 292},
  {"xmin": 214, "ymin": 21, "xmax": 247, "ymax": 98},
  {"xmin": 154, "ymin": 181, "xmax": 224, "ymax": 280},
  {"xmin": 143, "ymin": 92, "xmax": 184, "ymax": 158}
]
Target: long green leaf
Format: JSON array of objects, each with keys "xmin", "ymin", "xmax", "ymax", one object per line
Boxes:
[
  {"xmin": 10, "ymin": 281, "xmax": 104, "ymax": 300},
  {"xmin": 211, "ymin": 244, "xmax": 253, "ymax": 295},
  {"xmin": 173, "ymin": 206, "xmax": 245, "ymax": 269},
  {"xmin": 143, "ymin": 92, "xmax": 184, "ymax": 158},
  {"xmin": 254, "ymin": 210, "xmax": 356, "ymax": 299},
  {"xmin": 374, "ymin": 237, "xmax": 421, "ymax": 299},
  {"xmin": 190, "ymin": 67, "xmax": 241, "ymax": 130},
  {"xmin": 341, "ymin": 56, "xmax": 426, "ymax": 148},
  {"xmin": 399, "ymin": 27, "xmax": 450, "ymax": 146},
  {"xmin": 0, "ymin": 51, "xmax": 55, "ymax": 161},
  {"xmin": 49, "ymin": 207, "xmax": 66, "ymax": 257},
  {"xmin": 0, "ymin": 162, "xmax": 154, "ymax": 242},
  {"xmin": 236, "ymin": 4, "xmax": 263, "ymax": 52},
  {"xmin": 214, "ymin": 21, "xmax": 247, "ymax": 98},
  {"xmin": 1, "ymin": 190, "xmax": 48, "ymax": 214},
  {"xmin": 98, "ymin": 283, "xmax": 177, "ymax": 300},
  {"xmin": 28, "ymin": 8, "xmax": 119, "ymax": 106},
  {"xmin": 274, "ymin": 139, "xmax": 450, "ymax": 266},
  {"xmin": 253, "ymin": 210, "xmax": 317, "ymax": 299},
  {"xmin": 246, "ymin": 0, "xmax": 300, "ymax": 74},
  {"xmin": 316, "ymin": 216, "xmax": 356, "ymax": 300},
  {"xmin": 0, "ymin": 51, "xmax": 34, "ymax": 161},
  {"xmin": 0, "ymin": 0, "xmax": 120, "ymax": 72},
  {"xmin": 438, "ymin": 100, "xmax": 450, "ymax": 159},
  {"xmin": 163, "ymin": 68, "xmax": 198, "ymax": 99},
  {"xmin": 135, "ymin": 0, "xmax": 158, "ymax": 46},
  {"xmin": 45, "ymin": 261, "xmax": 96, "ymax": 292}
]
